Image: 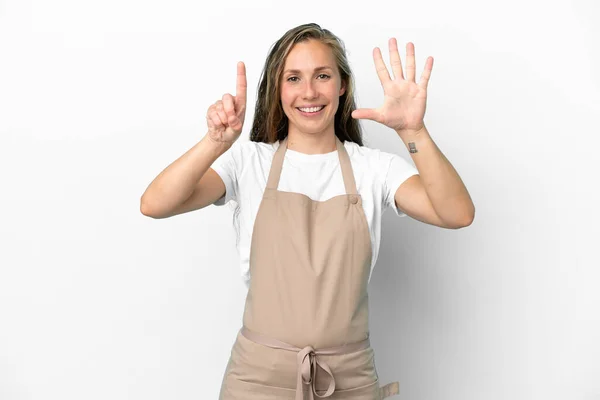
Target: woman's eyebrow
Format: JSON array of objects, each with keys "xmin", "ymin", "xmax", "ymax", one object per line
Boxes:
[{"xmin": 283, "ymin": 66, "xmax": 333, "ymax": 74}]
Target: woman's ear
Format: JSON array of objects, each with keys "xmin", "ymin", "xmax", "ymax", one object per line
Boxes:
[{"xmin": 339, "ymin": 80, "xmax": 346, "ymax": 96}]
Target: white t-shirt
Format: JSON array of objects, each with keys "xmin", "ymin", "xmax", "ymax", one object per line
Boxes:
[{"xmin": 211, "ymin": 138, "xmax": 419, "ymax": 288}]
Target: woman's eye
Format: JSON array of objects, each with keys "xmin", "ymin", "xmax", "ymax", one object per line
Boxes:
[
  {"xmin": 318, "ymin": 74, "xmax": 330, "ymax": 79},
  {"xmin": 288, "ymin": 76, "xmax": 299, "ymax": 82}
]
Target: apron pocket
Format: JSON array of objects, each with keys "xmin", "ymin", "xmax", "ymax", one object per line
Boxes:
[
  {"xmin": 318, "ymin": 378, "xmax": 382, "ymax": 400},
  {"xmin": 220, "ymin": 376, "xmax": 296, "ymax": 400},
  {"xmin": 222, "ymin": 377, "xmax": 382, "ymax": 400}
]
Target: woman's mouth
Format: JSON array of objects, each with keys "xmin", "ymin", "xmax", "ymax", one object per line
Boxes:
[{"xmin": 296, "ymin": 105, "xmax": 325, "ymax": 117}]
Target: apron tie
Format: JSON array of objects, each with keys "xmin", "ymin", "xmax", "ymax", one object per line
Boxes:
[
  {"xmin": 241, "ymin": 326, "xmax": 369, "ymax": 400},
  {"xmin": 297, "ymin": 345, "xmax": 335, "ymax": 400}
]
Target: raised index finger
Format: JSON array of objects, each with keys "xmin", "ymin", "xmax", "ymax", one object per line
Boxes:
[{"xmin": 235, "ymin": 61, "xmax": 247, "ymax": 107}]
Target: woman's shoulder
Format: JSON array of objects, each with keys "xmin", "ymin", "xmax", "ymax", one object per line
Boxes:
[
  {"xmin": 345, "ymin": 140, "xmax": 415, "ymax": 187},
  {"xmin": 228, "ymin": 139, "xmax": 277, "ymax": 160},
  {"xmin": 344, "ymin": 140, "xmax": 395, "ymax": 165}
]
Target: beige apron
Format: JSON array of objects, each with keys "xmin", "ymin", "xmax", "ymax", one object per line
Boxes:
[{"xmin": 219, "ymin": 136, "xmax": 400, "ymax": 400}]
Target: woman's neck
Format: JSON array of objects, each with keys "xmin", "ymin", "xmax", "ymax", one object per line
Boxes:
[{"xmin": 286, "ymin": 129, "xmax": 337, "ymax": 155}]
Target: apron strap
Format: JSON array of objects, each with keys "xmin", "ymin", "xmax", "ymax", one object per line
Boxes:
[
  {"xmin": 335, "ymin": 136, "xmax": 358, "ymax": 195},
  {"xmin": 266, "ymin": 136, "xmax": 288, "ymax": 190}
]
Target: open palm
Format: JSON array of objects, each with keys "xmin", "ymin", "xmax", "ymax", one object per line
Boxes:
[{"xmin": 352, "ymin": 39, "xmax": 433, "ymax": 134}]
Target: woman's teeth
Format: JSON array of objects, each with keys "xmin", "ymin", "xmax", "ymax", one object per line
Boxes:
[{"xmin": 298, "ymin": 106, "xmax": 324, "ymax": 113}]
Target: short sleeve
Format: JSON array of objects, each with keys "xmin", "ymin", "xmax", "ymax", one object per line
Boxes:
[
  {"xmin": 383, "ymin": 152, "xmax": 419, "ymax": 217},
  {"xmin": 210, "ymin": 143, "xmax": 239, "ymax": 206}
]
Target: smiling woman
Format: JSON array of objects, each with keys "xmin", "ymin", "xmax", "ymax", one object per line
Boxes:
[
  {"xmin": 210, "ymin": 23, "xmax": 403, "ymax": 399},
  {"xmin": 141, "ymin": 21, "xmax": 473, "ymax": 400}
]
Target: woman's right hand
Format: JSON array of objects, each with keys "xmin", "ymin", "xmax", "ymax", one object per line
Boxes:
[{"xmin": 206, "ymin": 62, "xmax": 247, "ymax": 145}]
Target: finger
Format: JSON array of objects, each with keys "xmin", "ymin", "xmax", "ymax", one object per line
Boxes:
[
  {"xmin": 406, "ymin": 42, "xmax": 416, "ymax": 82},
  {"xmin": 215, "ymin": 101, "xmax": 228, "ymax": 126},
  {"xmin": 351, "ymin": 108, "xmax": 382, "ymax": 123},
  {"xmin": 418, "ymin": 56, "xmax": 434, "ymax": 90},
  {"xmin": 223, "ymin": 93, "xmax": 242, "ymax": 130},
  {"xmin": 206, "ymin": 114, "xmax": 215, "ymax": 130},
  {"xmin": 372, "ymin": 47, "xmax": 391, "ymax": 86},
  {"xmin": 206, "ymin": 105, "xmax": 216, "ymax": 128},
  {"xmin": 208, "ymin": 104, "xmax": 224, "ymax": 128},
  {"xmin": 388, "ymin": 37, "xmax": 404, "ymax": 80},
  {"xmin": 209, "ymin": 111, "xmax": 223, "ymax": 128},
  {"xmin": 235, "ymin": 61, "xmax": 247, "ymax": 108},
  {"xmin": 223, "ymin": 93, "xmax": 236, "ymax": 117}
]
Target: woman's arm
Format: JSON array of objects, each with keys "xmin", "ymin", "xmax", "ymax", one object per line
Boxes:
[
  {"xmin": 140, "ymin": 135, "xmax": 231, "ymax": 219},
  {"xmin": 395, "ymin": 125, "xmax": 475, "ymax": 227}
]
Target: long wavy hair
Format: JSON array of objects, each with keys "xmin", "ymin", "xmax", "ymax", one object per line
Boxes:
[{"xmin": 249, "ymin": 23, "xmax": 363, "ymax": 146}]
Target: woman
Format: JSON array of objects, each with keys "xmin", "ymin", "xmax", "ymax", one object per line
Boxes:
[{"xmin": 141, "ymin": 23, "xmax": 474, "ymax": 400}]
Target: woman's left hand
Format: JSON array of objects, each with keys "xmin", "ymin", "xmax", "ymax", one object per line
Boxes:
[{"xmin": 351, "ymin": 39, "xmax": 433, "ymax": 135}]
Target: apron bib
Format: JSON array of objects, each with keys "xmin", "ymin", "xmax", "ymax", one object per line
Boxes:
[{"xmin": 219, "ymin": 136, "xmax": 400, "ymax": 399}]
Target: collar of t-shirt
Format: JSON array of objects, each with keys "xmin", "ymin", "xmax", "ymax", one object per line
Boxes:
[{"xmin": 275, "ymin": 141, "xmax": 341, "ymax": 164}]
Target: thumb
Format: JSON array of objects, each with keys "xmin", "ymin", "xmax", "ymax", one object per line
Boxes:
[
  {"xmin": 351, "ymin": 108, "xmax": 381, "ymax": 122},
  {"xmin": 228, "ymin": 113, "xmax": 243, "ymax": 132}
]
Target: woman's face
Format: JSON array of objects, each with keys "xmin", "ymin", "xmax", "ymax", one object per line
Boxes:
[{"xmin": 280, "ymin": 39, "xmax": 346, "ymax": 137}]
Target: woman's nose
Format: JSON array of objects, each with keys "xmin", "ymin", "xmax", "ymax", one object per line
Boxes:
[{"xmin": 302, "ymin": 81, "xmax": 317, "ymax": 98}]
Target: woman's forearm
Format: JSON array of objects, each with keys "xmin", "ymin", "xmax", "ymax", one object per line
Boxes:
[
  {"xmin": 397, "ymin": 125, "xmax": 475, "ymax": 226},
  {"xmin": 140, "ymin": 134, "xmax": 231, "ymax": 215}
]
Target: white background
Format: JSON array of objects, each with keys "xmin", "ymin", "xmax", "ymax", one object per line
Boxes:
[{"xmin": 1, "ymin": 0, "xmax": 599, "ymax": 399}]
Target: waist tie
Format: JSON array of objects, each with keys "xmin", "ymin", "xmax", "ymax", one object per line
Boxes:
[{"xmin": 240, "ymin": 326, "xmax": 370, "ymax": 400}]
